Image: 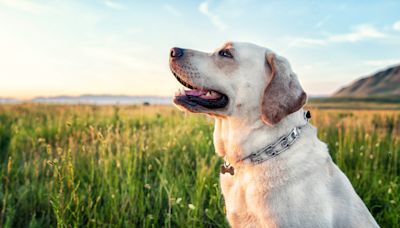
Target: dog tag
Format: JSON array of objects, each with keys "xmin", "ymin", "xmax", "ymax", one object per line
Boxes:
[
  {"xmin": 305, "ymin": 110, "xmax": 311, "ymax": 119},
  {"xmin": 220, "ymin": 164, "xmax": 234, "ymax": 175}
]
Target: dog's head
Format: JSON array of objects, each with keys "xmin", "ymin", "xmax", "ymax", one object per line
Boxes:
[{"xmin": 169, "ymin": 42, "xmax": 306, "ymax": 125}]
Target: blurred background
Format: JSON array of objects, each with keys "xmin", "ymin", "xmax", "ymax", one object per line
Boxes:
[
  {"xmin": 1, "ymin": 0, "xmax": 399, "ymax": 103},
  {"xmin": 0, "ymin": 1, "xmax": 399, "ymax": 227}
]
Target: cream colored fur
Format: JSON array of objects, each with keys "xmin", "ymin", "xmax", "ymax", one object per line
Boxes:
[{"xmin": 170, "ymin": 42, "xmax": 379, "ymax": 227}]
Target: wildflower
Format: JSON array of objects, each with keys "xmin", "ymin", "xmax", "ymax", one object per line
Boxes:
[
  {"xmin": 176, "ymin": 198, "xmax": 182, "ymax": 204},
  {"xmin": 67, "ymin": 180, "xmax": 73, "ymax": 189},
  {"xmin": 144, "ymin": 184, "xmax": 151, "ymax": 189},
  {"xmin": 388, "ymin": 188, "xmax": 392, "ymax": 194},
  {"xmin": 188, "ymin": 204, "xmax": 195, "ymax": 210},
  {"xmin": 7, "ymin": 157, "xmax": 12, "ymax": 175}
]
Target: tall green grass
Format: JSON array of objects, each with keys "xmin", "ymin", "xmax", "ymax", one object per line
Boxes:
[{"xmin": 0, "ymin": 104, "xmax": 399, "ymax": 227}]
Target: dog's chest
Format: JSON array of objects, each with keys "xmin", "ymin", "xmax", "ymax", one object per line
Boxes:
[
  {"xmin": 220, "ymin": 172, "xmax": 278, "ymax": 227},
  {"xmin": 219, "ymin": 166, "xmax": 334, "ymax": 227}
]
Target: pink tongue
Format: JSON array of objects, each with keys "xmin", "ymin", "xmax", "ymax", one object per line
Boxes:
[
  {"xmin": 185, "ymin": 89, "xmax": 208, "ymax": 96},
  {"xmin": 200, "ymin": 92, "xmax": 221, "ymax": 100},
  {"xmin": 185, "ymin": 89, "xmax": 222, "ymax": 100}
]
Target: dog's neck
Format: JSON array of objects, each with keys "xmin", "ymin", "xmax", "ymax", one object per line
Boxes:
[{"xmin": 213, "ymin": 109, "xmax": 309, "ymax": 165}]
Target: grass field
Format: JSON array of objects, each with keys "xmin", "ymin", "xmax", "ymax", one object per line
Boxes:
[{"xmin": 0, "ymin": 104, "xmax": 399, "ymax": 227}]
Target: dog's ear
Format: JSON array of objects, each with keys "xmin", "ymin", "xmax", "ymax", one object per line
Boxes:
[{"xmin": 261, "ymin": 53, "xmax": 307, "ymax": 125}]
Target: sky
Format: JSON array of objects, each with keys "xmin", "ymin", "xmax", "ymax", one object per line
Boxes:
[{"xmin": 0, "ymin": 0, "xmax": 400, "ymax": 99}]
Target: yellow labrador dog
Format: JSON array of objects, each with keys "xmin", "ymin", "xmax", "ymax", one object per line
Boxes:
[{"xmin": 169, "ymin": 42, "xmax": 379, "ymax": 228}]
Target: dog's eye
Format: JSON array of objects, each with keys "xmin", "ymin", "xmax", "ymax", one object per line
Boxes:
[{"xmin": 218, "ymin": 49, "xmax": 233, "ymax": 58}]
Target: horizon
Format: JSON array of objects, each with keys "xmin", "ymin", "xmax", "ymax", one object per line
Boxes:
[
  {"xmin": 1, "ymin": 0, "xmax": 400, "ymax": 99},
  {"xmin": 0, "ymin": 93, "xmax": 334, "ymax": 102}
]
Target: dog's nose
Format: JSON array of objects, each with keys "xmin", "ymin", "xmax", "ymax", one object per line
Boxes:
[{"xmin": 170, "ymin": 47, "xmax": 184, "ymax": 58}]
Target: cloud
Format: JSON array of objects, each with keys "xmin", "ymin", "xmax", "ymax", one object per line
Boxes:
[
  {"xmin": 82, "ymin": 45, "xmax": 162, "ymax": 73},
  {"xmin": 198, "ymin": 1, "xmax": 227, "ymax": 31},
  {"xmin": 104, "ymin": 0, "xmax": 124, "ymax": 10},
  {"xmin": 327, "ymin": 24, "xmax": 386, "ymax": 42},
  {"xmin": 0, "ymin": 0, "xmax": 50, "ymax": 14},
  {"xmin": 289, "ymin": 24, "xmax": 387, "ymax": 48},
  {"xmin": 393, "ymin": 21, "xmax": 400, "ymax": 31},
  {"xmin": 364, "ymin": 59, "xmax": 400, "ymax": 67},
  {"xmin": 288, "ymin": 38, "xmax": 326, "ymax": 47},
  {"xmin": 164, "ymin": 4, "xmax": 181, "ymax": 17},
  {"xmin": 314, "ymin": 15, "xmax": 332, "ymax": 29}
]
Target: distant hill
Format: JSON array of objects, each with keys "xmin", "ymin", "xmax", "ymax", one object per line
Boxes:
[
  {"xmin": 0, "ymin": 95, "xmax": 172, "ymax": 105},
  {"xmin": 0, "ymin": 97, "xmax": 20, "ymax": 104},
  {"xmin": 333, "ymin": 65, "xmax": 400, "ymax": 98}
]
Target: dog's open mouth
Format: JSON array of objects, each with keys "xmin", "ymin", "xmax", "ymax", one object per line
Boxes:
[{"xmin": 172, "ymin": 72, "xmax": 229, "ymax": 109}]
